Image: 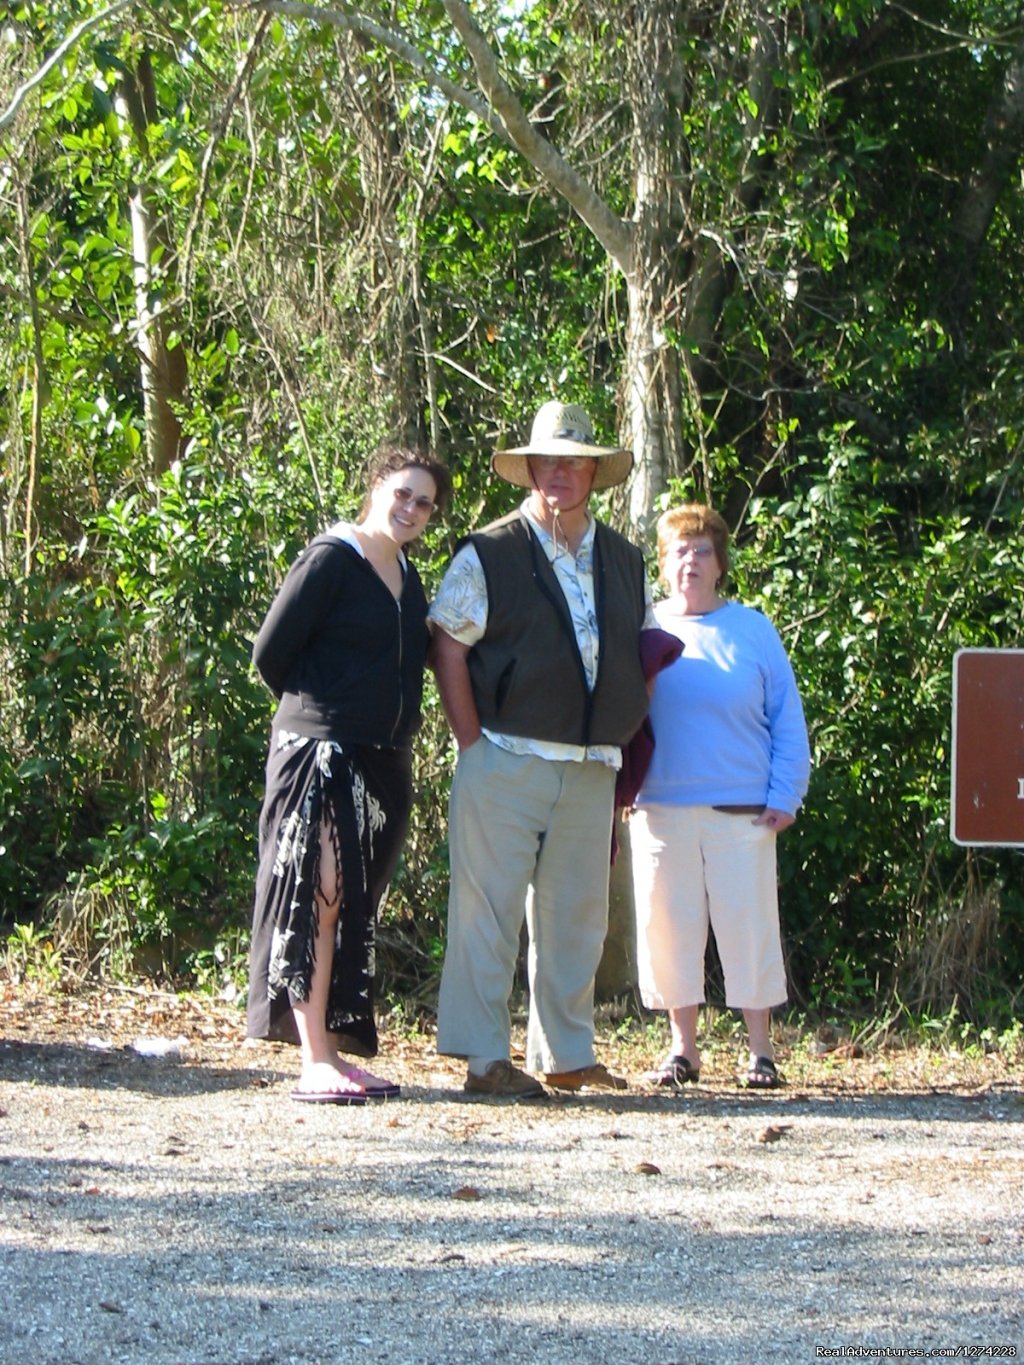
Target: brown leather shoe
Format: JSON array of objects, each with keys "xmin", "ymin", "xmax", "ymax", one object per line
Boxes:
[
  {"xmin": 542, "ymin": 1063, "xmax": 628, "ymax": 1092},
  {"xmin": 464, "ymin": 1060, "xmax": 546, "ymax": 1098}
]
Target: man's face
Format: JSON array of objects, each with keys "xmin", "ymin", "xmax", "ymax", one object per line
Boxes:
[{"xmin": 527, "ymin": 455, "xmax": 598, "ymax": 510}]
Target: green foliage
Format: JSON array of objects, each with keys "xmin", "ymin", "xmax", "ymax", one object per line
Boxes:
[
  {"xmin": 184, "ymin": 924, "xmax": 250, "ymax": 1000},
  {"xmin": 723, "ymin": 425, "xmax": 1024, "ymax": 1023},
  {"xmin": 0, "ymin": 454, "xmax": 293, "ymax": 970},
  {"xmin": 3, "ymin": 0, "xmax": 1024, "ymax": 1027},
  {"xmin": 60, "ymin": 808, "xmax": 252, "ymax": 977},
  {"xmin": 3, "ymin": 921, "xmax": 62, "ymax": 985}
]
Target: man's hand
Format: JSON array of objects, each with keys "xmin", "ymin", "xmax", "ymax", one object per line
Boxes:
[{"xmin": 429, "ymin": 629, "xmax": 483, "ymax": 751}]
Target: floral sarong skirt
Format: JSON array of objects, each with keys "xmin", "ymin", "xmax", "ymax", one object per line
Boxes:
[{"xmin": 246, "ymin": 729, "xmax": 412, "ymax": 1057}]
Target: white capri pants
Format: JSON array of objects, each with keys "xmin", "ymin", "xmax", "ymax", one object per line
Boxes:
[{"xmin": 629, "ymin": 804, "xmax": 787, "ymax": 1011}]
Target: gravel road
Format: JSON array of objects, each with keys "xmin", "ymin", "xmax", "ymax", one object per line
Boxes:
[{"xmin": 0, "ymin": 987, "xmax": 1021, "ymax": 1365}]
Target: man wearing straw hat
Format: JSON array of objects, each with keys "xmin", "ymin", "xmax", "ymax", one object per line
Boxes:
[{"xmin": 429, "ymin": 399, "xmax": 654, "ymax": 1097}]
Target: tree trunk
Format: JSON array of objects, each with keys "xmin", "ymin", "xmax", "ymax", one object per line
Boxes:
[
  {"xmin": 596, "ymin": 817, "xmax": 639, "ymax": 1002},
  {"xmin": 116, "ymin": 50, "xmax": 187, "ymax": 479},
  {"xmin": 625, "ymin": 280, "xmax": 671, "ymax": 534},
  {"xmin": 125, "ymin": 182, "xmax": 187, "ymax": 477},
  {"xmin": 944, "ymin": 46, "xmax": 1024, "ymax": 342},
  {"xmin": 14, "ymin": 176, "xmax": 45, "ymax": 576}
]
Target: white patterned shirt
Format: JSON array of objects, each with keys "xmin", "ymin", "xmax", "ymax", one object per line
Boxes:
[{"xmin": 429, "ymin": 502, "xmax": 655, "ymax": 769}]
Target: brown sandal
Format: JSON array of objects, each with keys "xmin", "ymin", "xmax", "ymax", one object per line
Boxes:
[{"xmin": 742, "ymin": 1056, "xmax": 783, "ymax": 1089}]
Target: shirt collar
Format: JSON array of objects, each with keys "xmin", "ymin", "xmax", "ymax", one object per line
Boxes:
[{"xmin": 519, "ymin": 500, "xmax": 596, "ymax": 558}]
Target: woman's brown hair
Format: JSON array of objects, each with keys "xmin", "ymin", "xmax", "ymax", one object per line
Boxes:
[{"xmin": 362, "ymin": 446, "xmax": 453, "ymax": 517}]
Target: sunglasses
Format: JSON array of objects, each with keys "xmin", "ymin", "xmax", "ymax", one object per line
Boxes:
[{"xmin": 392, "ymin": 486, "xmax": 436, "ymax": 513}]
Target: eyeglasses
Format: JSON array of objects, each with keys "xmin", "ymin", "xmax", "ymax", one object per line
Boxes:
[
  {"xmin": 670, "ymin": 544, "xmax": 716, "ymax": 560},
  {"xmin": 393, "ymin": 486, "xmax": 435, "ymax": 513},
  {"xmin": 530, "ymin": 455, "xmax": 597, "ymax": 472}
]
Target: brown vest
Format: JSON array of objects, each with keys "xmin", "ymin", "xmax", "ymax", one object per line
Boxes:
[{"xmin": 467, "ymin": 512, "xmax": 649, "ymax": 748}]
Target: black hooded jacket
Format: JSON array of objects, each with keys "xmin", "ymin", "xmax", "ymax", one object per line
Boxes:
[{"xmin": 252, "ymin": 534, "xmax": 429, "ymax": 747}]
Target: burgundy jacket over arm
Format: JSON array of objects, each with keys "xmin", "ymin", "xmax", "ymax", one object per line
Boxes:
[{"xmin": 611, "ymin": 626, "xmax": 684, "ymax": 863}]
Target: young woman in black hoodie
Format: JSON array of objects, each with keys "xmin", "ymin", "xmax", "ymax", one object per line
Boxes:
[{"xmin": 247, "ymin": 447, "xmax": 449, "ymax": 1104}]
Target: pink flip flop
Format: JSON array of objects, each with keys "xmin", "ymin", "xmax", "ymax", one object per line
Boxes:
[
  {"xmin": 291, "ymin": 1070, "xmax": 369, "ymax": 1105},
  {"xmin": 290, "ymin": 1088, "xmax": 366, "ymax": 1106},
  {"xmin": 343, "ymin": 1064, "xmax": 401, "ymax": 1100}
]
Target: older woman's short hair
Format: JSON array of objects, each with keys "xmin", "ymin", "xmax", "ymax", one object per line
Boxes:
[{"xmin": 656, "ymin": 504, "xmax": 731, "ymax": 582}]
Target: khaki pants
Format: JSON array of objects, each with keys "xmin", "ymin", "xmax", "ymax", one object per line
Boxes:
[{"xmin": 436, "ymin": 737, "xmax": 616, "ymax": 1073}]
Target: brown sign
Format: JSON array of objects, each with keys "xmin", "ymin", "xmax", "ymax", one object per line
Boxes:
[{"xmin": 951, "ymin": 648, "xmax": 1024, "ymax": 846}]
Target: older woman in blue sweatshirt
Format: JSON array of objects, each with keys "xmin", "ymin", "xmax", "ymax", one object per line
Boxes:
[{"xmin": 628, "ymin": 504, "xmax": 810, "ymax": 1089}]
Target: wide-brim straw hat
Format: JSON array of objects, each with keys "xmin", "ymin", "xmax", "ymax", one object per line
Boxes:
[{"xmin": 492, "ymin": 400, "xmax": 634, "ymax": 491}]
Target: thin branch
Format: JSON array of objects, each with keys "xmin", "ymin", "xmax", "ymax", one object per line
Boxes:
[
  {"xmin": 441, "ymin": 0, "xmax": 633, "ymax": 273},
  {"xmin": 887, "ymin": 4, "xmax": 1024, "ymax": 48},
  {"xmin": 430, "ymin": 351, "xmax": 498, "ymax": 394},
  {"xmin": 246, "ymin": 292, "xmax": 326, "ymax": 511},
  {"xmin": 0, "ymin": 0, "xmax": 136, "ymax": 132},
  {"xmin": 823, "ymin": 3, "xmax": 1024, "ymax": 95},
  {"xmin": 237, "ymin": 0, "xmax": 634, "ymax": 273},
  {"xmin": 932, "ymin": 433, "xmax": 1024, "ymax": 639},
  {"xmin": 409, "ymin": 119, "xmax": 447, "ymax": 451},
  {"xmin": 180, "ymin": 12, "xmax": 272, "ymax": 296},
  {"xmin": 235, "ymin": 0, "xmax": 498, "ymax": 128},
  {"xmin": 826, "ymin": 39, "xmax": 1002, "ymax": 93}
]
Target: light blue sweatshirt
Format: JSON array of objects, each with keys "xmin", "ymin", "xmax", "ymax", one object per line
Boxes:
[{"xmin": 638, "ymin": 600, "xmax": 811, "ymax": 815}]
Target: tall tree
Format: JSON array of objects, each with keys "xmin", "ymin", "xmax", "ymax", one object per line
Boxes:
[
  {"xmin": 4, "ymin": 0, "xmax": 1024, "ymax": 1013},
  {"xmin": 114, "ymin": 45, "xmax": 189, "ymax": 476},
  {"xmin": 9, "ymin": 1, "xmax": 1023, "ymax": 521}
]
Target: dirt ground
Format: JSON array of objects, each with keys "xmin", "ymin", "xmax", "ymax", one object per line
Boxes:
[{"xmin": 0, "ymin": 981, "xmax": 1021, "ymax": 1365}]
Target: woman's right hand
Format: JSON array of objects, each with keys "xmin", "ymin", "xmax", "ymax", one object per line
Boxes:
[{"xmin": 754, "ymin": 807, "xmax": 795, "ymax": 832}]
